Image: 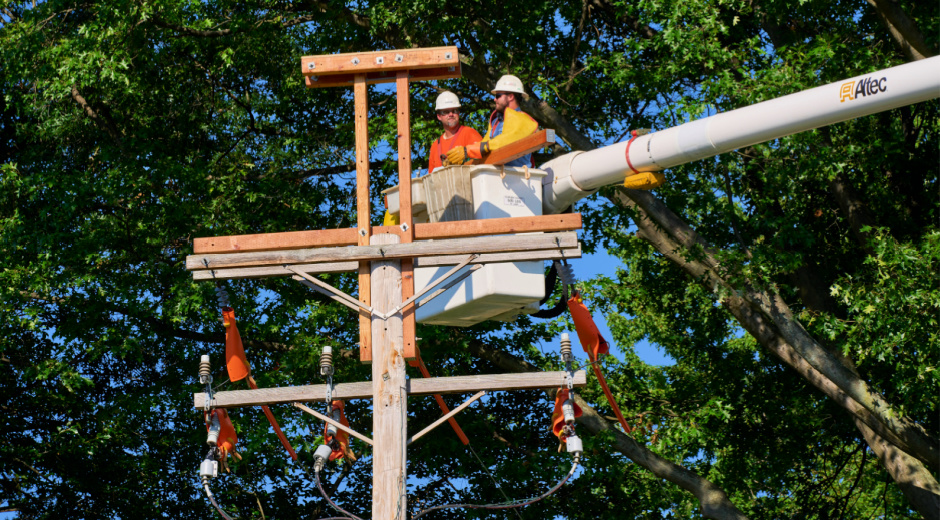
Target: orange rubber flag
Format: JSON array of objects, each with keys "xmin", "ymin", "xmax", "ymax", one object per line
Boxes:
[
  {"xmin": 567, "ymin": 293, "xmax": 609, "ymax": 359},
  {"xmin": 324, "ymin": 400, "xmax": 356, "ymax": 462},
  {"xmin": 221, "ymin": 307, "xmax": 297, "ymax": 460},
  {"xmin": 550, "ymin": 388, "xmax": 582, "ymax": 441},
  {"xmin": 222, "ymin": 308, "xmax": 250, "ymax": 382},
  {"xmin": 566, "ymin": 293, "xmax": 634, "ymax": 435}
]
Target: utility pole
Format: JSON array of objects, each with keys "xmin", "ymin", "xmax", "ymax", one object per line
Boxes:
[{"xmin": 188, "ymin": 47, "xmax": 585, "ymax": 519}]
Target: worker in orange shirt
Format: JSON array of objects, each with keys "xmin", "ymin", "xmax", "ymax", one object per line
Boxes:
[
  {"xmin": 384, "ymin": 91, "xmax": 483, "ymax": 225},
  {"xmin": 444, "ymin": 75, "xmax": 538, "ymax": 167},
  {"xmin": 427, "ymin": 91, "xmax": 483, "ymax": 174}
]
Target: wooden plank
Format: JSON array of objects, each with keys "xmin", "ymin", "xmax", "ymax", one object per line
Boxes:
[
  {"xmin": 370, "ymin": 233, "xmax": 407, "ymax": 520},
  {"xmin": 482, "ymin": 129, "xmax": 556, "ymax": 166},
  {"xmin": 191, "ymin": 261, "xmax": 358, "ymax": 281},
  {"xmin": 396, "ymin": 72, "xmax": 416, "ymax": 361},
  {"xmin": 194, "ymin": 370, "xmax": 587, "ymax": 408},
  {"xmin": 396, "ymin": 72, "xmax": 413, "ymax": 236},
  {"xmin": 187, "ymin": 232, "xmax": 578, "ymax": 271},
  {"xmin": 355, "ymin": 75, "xmax": 371, "ymax": 246},
  {"xmin": 301, "ymin": 47, "xmax": 459, "ymax": 78},
  {"xmin": 359, "ymin": 263, "xmax": 372, "ymax": 363},
  {"xmin": 304, "ymin": 66, "xmax": 461, "ymax": 88},
  {"xmin": 191, "ymin": 246, "xmax": 582, "ymax": 281},
  {"xmin": 354, "ymin": 74, "xmax": 372, "ymax": 363},
  {"xmin": 192, "ymin": 214, "xmax": 582, "ymax": 254},
  {"xmin": 414, "ymin": 246, "xmax": 581, "ymax": 267},
  {"xmin": 401, "ymin": 258, "xmax": 416, "ymax": 361},
  {"xmin": 409, "ymin": 370, "xmax": 586, "ymax": 395},
  {"xmin": 193, "ymin": 228, "xmax": 355, "ymax": 255},
  {"xmin": 414, "ymin": 213, "xmax": 580, "ymax": 240}
]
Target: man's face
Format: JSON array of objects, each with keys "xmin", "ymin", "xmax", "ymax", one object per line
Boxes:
[
  {"xmin": 436, "ymin": 108, "xmax": 460, "ymax": 129},
  {"xmin": 494, "ymin": 91, "xmax": 512, "ymax": 111}
]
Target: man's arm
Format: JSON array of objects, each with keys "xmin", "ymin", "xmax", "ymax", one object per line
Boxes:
[
  {"xmin": 480, "ymin": 109, "xmax": 538, "ymax": 153},
  {"xmin": 446, "ymin": 112, "xmax": 536, "ymax": 164}
]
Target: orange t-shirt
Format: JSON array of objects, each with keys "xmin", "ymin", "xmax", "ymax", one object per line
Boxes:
[{"xmin": 427, "ymin": 125, "xmax": 484, "ymax": 173}]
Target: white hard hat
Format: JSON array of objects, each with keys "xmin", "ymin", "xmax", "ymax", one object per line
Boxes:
[
  {"xmin": 435, "ymin": 91, "xmax": 461, "ymax": 111},
  {"xmin": 492, "ymin": 74, "xmax": 527, "ymax": 98}
]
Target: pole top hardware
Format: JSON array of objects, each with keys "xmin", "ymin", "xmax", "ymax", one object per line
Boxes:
[{"xmin": 300, "ymin": 46, "xmax": 461, "ymax": 89}]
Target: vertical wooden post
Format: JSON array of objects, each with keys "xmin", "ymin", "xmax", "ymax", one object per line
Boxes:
[
  {"xmin": 396, "ymin": 72, "xmax": 413, "ymax": 232},
  {"xmin": 370, "ymin": 233, "xmax": 407, "ymax": 519},
  {"xmin": 396, "ymin": 72, "xmax": 416, "ymax": 360},
  {"xmin": 355, "ymin": 74, "xmax": 373, "ymax": 363}
]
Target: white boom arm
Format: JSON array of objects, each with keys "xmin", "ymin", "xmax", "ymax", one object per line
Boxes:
[{"xmin": 541, "ymin": 56, "xmax": 940, "ymax": 214}]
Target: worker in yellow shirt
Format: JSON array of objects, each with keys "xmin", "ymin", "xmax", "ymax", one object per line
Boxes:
[{"xmin": 444, "ymin": 75, "xmax": 538, "ymax": 167}]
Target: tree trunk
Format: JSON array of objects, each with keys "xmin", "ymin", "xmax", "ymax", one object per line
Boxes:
[{"xmin": 854, "ymin": 418, "xmax": 940, "ymax": 519}]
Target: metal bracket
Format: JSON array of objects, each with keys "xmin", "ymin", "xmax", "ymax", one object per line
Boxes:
[
  {"xmin": 289, "ymin": 254, "xmax": 481, "ymax": 320},
  {"xmin": 294, "ymin": 402, "xmax": 373, "ymax": 446},
  {"xmin": 387, "ymin": 254, "xmax": 478, "ymax": 316},
  {"xmin": 288, "ymin": 266, "xmax": 374, "ymax": 314}
]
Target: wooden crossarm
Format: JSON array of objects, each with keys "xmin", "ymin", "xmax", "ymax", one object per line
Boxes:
[
  {"xmin": 482, "ymin": 129, "xmax": 556, "ymax": 166},
  {"xmin": 301, "ymin": 47, "xmax": 460, "ymax": 88},
  {"xmin": 305, "ymin": 66, "xmax": 460, "ymax": 88},
  {"xmin": 194, "ymin": 371, "xmax": 587, "ymax": 408},
  {"xmin": 187, "ymin": 232, "xmax": 579, "ymax": 271},
  {"xmin": 193, "ymin": 213, "xmax": 582, "ymax": 254},
  {"xmin": 191, "ymin": 246, "xmax": 581, "ymax": 281}
]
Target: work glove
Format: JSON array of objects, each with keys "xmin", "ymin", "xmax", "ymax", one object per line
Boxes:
[{"xmin": 444, "ymin": 146, "xmax": 470, "ymax": 166}]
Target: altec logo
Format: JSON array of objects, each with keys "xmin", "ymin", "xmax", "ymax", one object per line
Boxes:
[{"xmin": 840, "ymin": 76, "xmax": 888, "ymax": 102}]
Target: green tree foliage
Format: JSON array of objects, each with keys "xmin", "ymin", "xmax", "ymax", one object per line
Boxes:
[{"xmin": 0, "ymin": 0, "xmax": 936, "ymax": 518}]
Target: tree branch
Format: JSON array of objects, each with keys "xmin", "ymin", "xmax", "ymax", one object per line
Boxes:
[
  {"xmin": 70, "ymin": 85, "xmax": 126, "ymax": 154},
  {"xmin": 864, "ymin": 0, "xmax": 935, "ymax": 61}
]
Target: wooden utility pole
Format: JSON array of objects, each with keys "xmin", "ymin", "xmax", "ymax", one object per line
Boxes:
[{"xmin": 188, "ymin": 47, "xmax": 584, "ymax": 519}]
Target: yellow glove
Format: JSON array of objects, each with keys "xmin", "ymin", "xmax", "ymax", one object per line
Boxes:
[{"xmin": 444, "ymin": 146, "xmax": 469, "ymax": 166}]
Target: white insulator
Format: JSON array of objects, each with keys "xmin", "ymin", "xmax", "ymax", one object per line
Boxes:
[
  {"xmin": 320, "ymin": 346, "xmax": 334, "ymax": 377},
  {"xmin": 199, "ymin": 355, "xmax": 212, "ymax": 384},
  {"xmin": 199, "ymin": 459, "xmax": 219, "ymax": 479},
  {"xmin": 313, "ymin": 444, "xmax": 333, "ymax": 471},
  {"xmin": 325, "ymin": 409, "xmax": 341, "ymax": 437},
  {"xmin": 562, "ymin": 400, "xmax": 576, "ymax": 424},
  {"xmin": 565, "ymin": 434, "xmax": 583, "ymax": 454},
  {"xmin": 559, "ymin": 333, "xmax": 572, "ymax": 363},
  {"xmin": 206, "ymin": 414, "xmax": 221, "ymax": 446}
]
